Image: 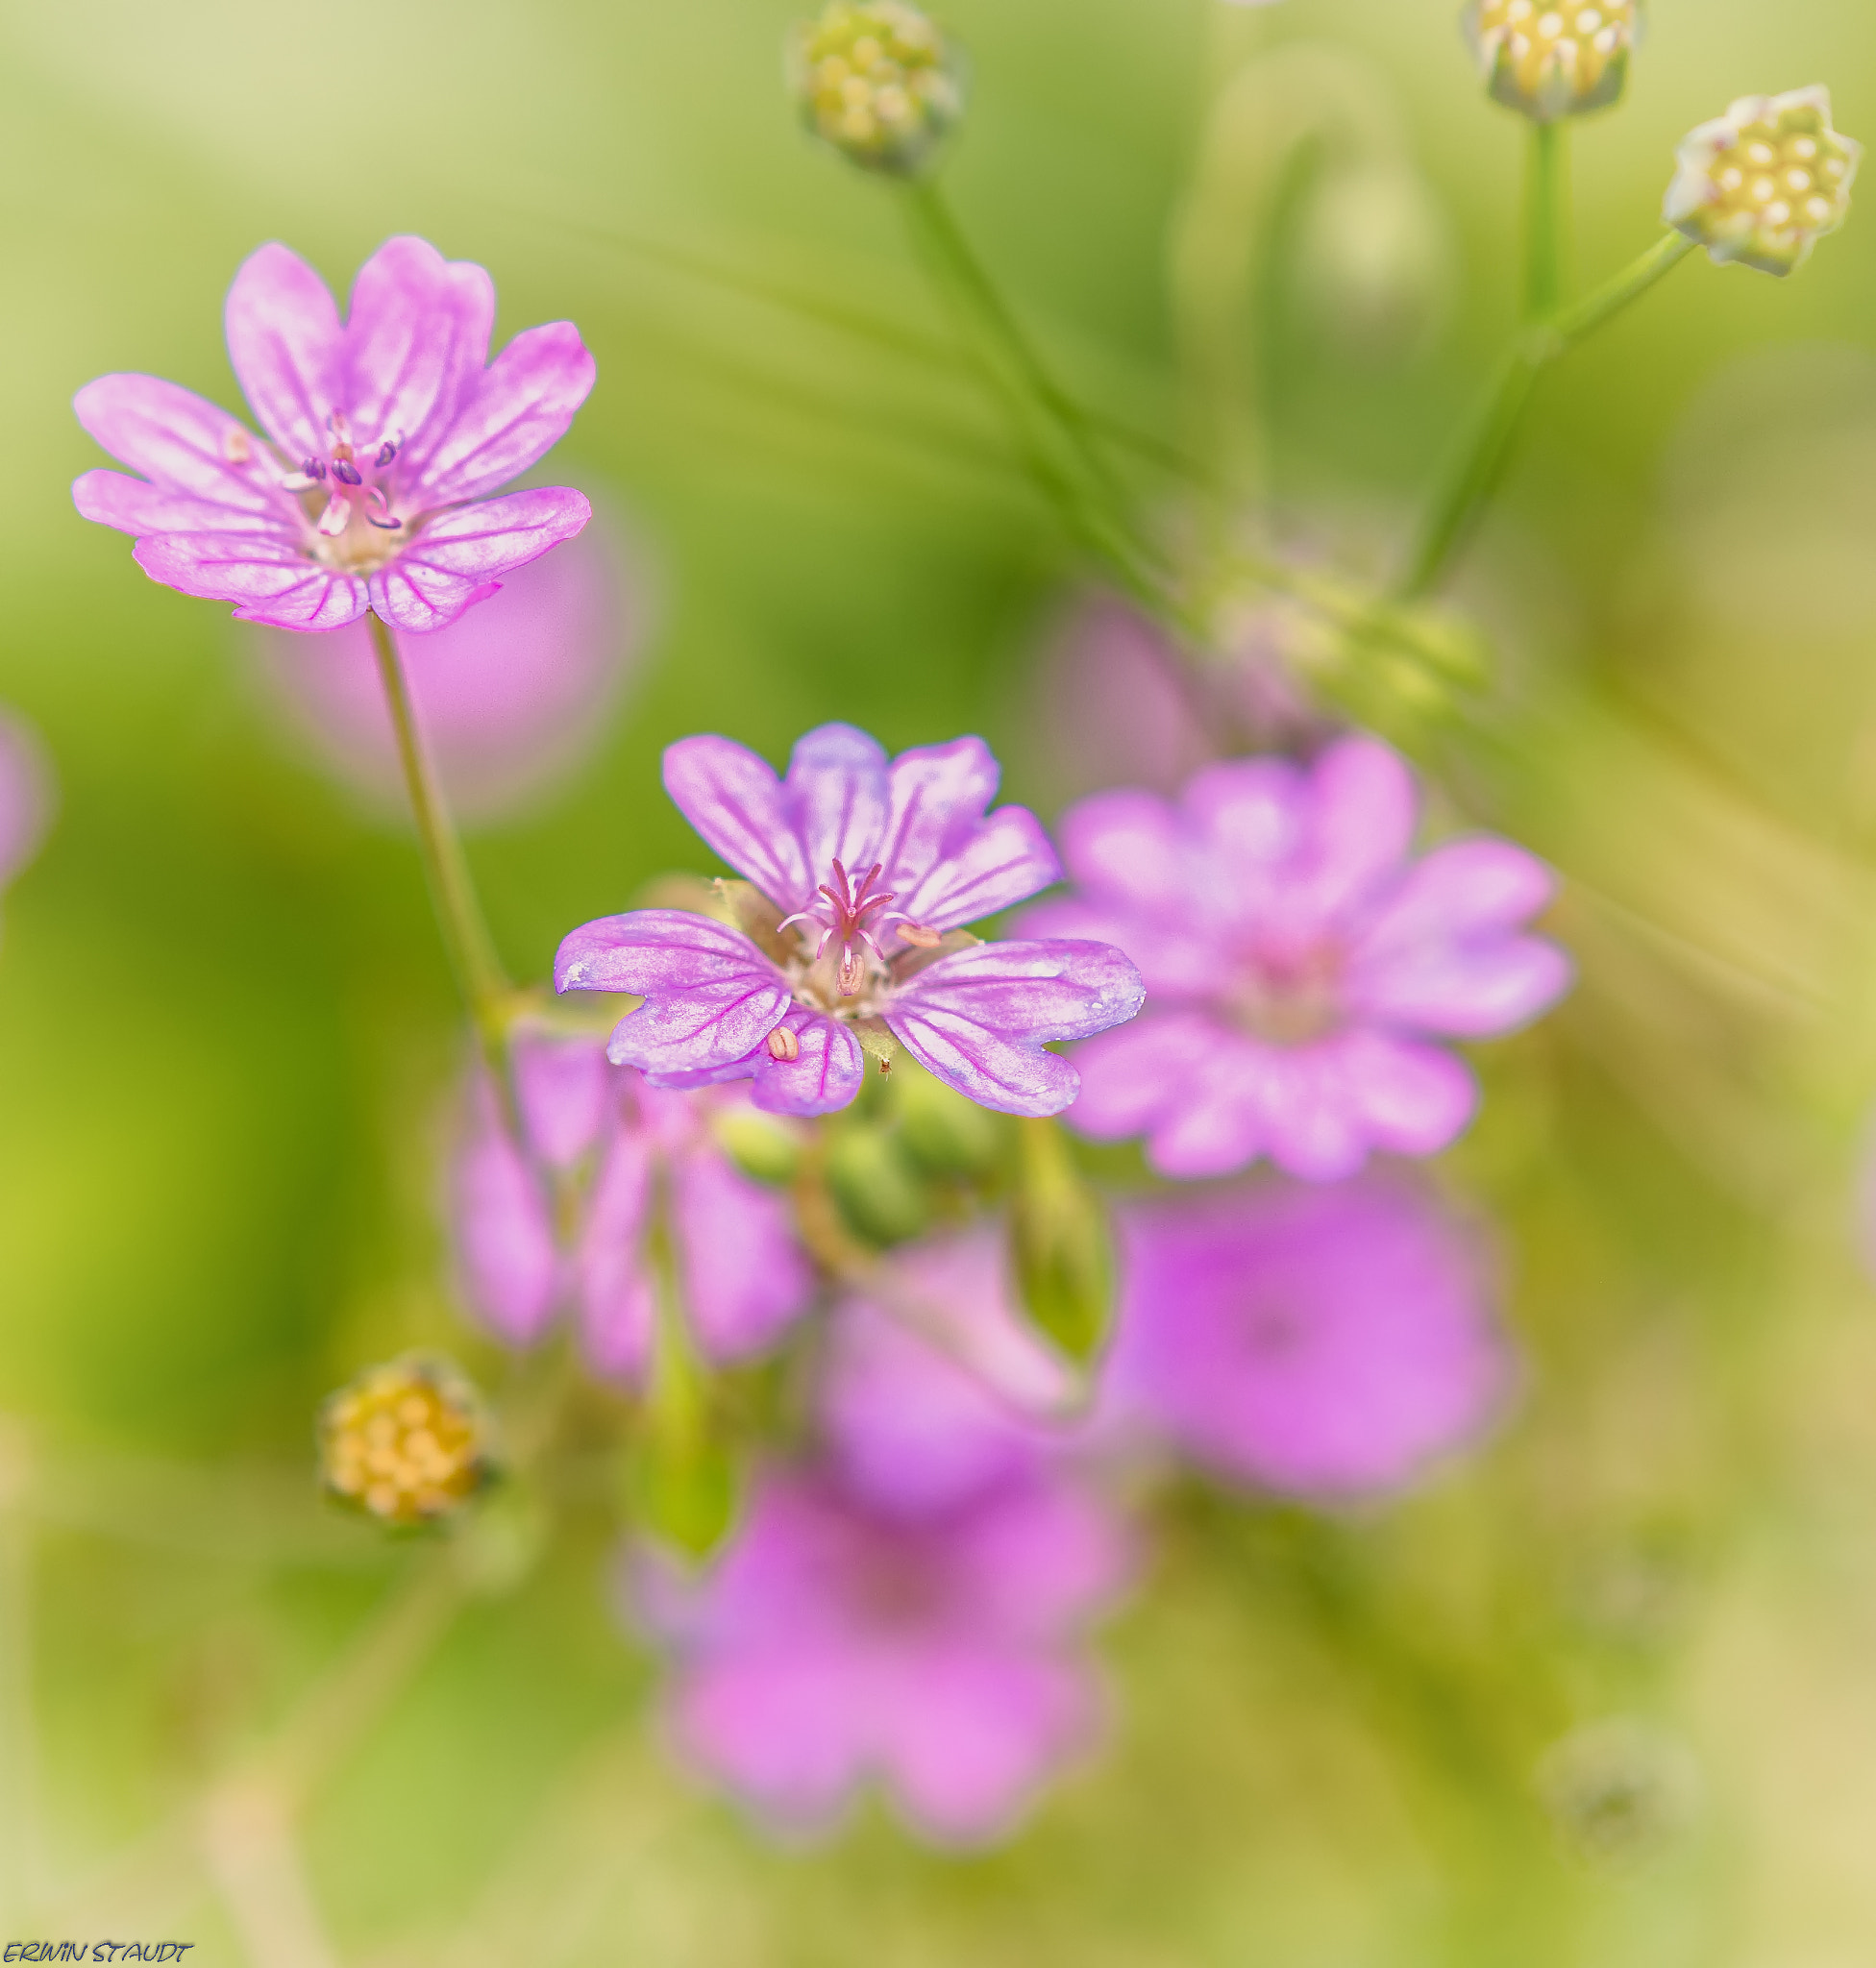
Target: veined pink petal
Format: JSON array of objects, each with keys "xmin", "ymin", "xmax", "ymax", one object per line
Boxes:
[
  {"xmin": 73, "ymin": 468, "xmax": 278, "ymax": 539},
  {"xmin": 886, "ymin": 939, "xmax": 1145, "ymax": 1118},
  {"xmin": 224, "ymin": 243, "xmax": 344, "ymax": 460},
  {"xmin": 1017, "ymin": 894, "xmax": 1216, "ymax": 999},
  {"xmin": 368, "ymin": 488, "xmax": 592, "ymax": 634},
  {"xmin": 876, "ymin": 736, "xmax": 1000, "ymax": 892},
  {"xmin": 72, "ymin": 375, "xmax": 285, "ymax": 521},
  {"xmin": 342, "ymin": 236, "xmax": 495, "ymax": 480},
  {"xmin": 663, "ymin": 735, "xmax": 814, "ymax": 909},
  {"xmin": 751, "ymin": 1010, "xmax": 866, "ymax": 1117},
  {"xmin": 131, "ymin": 532, "xmax": 367, "ymax": 631},
  {"xmin": 782, "ymin": 725, "xmax": 890, "ymax": 889},
  {"xmin": 408, "ymin": 322, "xmax": 598, "ymax": 506},
  {"xmin": 889, "ymin": 806, "xmax": 1060, "ymax": 939}
]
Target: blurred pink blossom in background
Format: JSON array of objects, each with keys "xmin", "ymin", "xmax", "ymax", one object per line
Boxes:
[
  {"xmin": 1106, "ymin": 1176, "xmax": 1513, "ymax": 1499},
  {"xmin": 257, "ymin": 520, "xmax": 644, "ymax": 824},
  {"xmin": 0, "ymin": 709, "xmax": 54, "ymax": 913}
]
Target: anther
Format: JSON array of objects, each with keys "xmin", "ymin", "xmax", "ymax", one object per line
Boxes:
[
  {"xmin": 837, "ymin": 945, "xmax": 867, "ymax": 996},
  {"xmin": 221, "ymin": 428, "xmax": 253, "ymax": 465},
  {"xmin": 366, "ymin": 512, "xmax": 404, "ymax": 530},
  {"xmin": 333, "ymin": 458, "xmax": 363, "ymax": 486},
  {"xmin": 895, "ymin": 921, "xmax": 943, "ymax": 948},
  {"xmin": 767, "ymin": 1024, "xmax": 801, "ymax": 1063},
  {"xmin": 376, "ymin": 439, "xmax": 400, "ymax": 467}
]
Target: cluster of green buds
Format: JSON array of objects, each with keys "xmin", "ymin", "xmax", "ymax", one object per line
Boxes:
[
  {"xmin": 318, "ymin": 1356, "xmax": 493, "ymax": 1528},
  {"xmin": 1463, "ymin": 0, "xmax": 1639, "ymax": 122},
  {"xmin": 1665, "ymin": 87, "xmax": 1861, "ymax": 277},
  {"xmin": 790, "ymin": 1, "xmax": 963, "ymax": 177}
]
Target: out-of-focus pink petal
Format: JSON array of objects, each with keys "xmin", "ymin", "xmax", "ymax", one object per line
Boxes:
[
  {"xmin": 1060, "ymin": 786, "xmax": 1204, "ymax": 914},
  {"xmin": 1253, "ymin": 1043, "xmax": 1372, "ymax": 1182},
  {"xmin": 555, "ymin": 910, "xmax": 791, "ymax": 1076},
  {"xmin": 1300, "ymin": 736, "xmax": 1417, "ymax": 916},
  {"xmin": 781, "ymin": 724, "xmax": 889, "ymax": 887},
  {"xmin": 131, "ymin": 532, "xmax": 367, "ymax": 630},
  {"xmin": 1180, "ymin": 758, "xmax": 1305, "ymax": 871},
  {"xmin": 1339, "ymin": 1029, "xmax": 1477, "ymax": 1156},
  {"xmin": 889, "ymin": 806, "xmax": 1061, "ymax": 939},
  {"xmin": 752, "ymin": 1009, "xmax": 866, "ymax": 1117},
  {"xmin": 367, "ymin": 488, "xmax": 591, "ymax": 633},
  {"xmin": 950, "ymin": 1476, "xmax": 1132, "ymax": 1634},
  {"xmin": 578, "ymin": 1129, "xmax": 655, "ymax": 1381},
  {"xmin": 341, "ymin": 236, "xmax": 494, "ymax": 480},
  {"xmin": 876, "ymin": 1647, "xmax": 1098, "ymax": 1845},
  {"xmin": 512, "ymin": 1033, "xmax": 614, "ymax": 1168},
  {"xmin": 1017, "ymin": 895, "xmax": 1217, "ymax": 999},
  {"xmin": 0, "ymin": 713, "xmax": 53, "ymax": 892},
  {"xmin": 674, "ymin": 1149, "xmax": 816, "ymax": 1360},
  {"xmin": 224, "ymin": 243, "xmax": 344, "ymax": 460},
  {"xmin": 663, "ymin": 734, "xmax": 814, "ymax": 908},
  {"xmin": 886, "ymin": 940, "xmax": 1146, "ymax": 1117},
  {"xmin": 1363, "ymin": 837, "xmax": 1558, "ymax": 946},
  {"xmin": 1062, "ymin": 1010, "xmax": 1222, "ymax": 1144},
  {"xmin": 72, "ymin": 375, "xmax": 285, "ymax": 522},
  {"xmin": 409, "ymin": 321, "xmax": 597, "ymax": 505},
  {"xmin": 1139, "ymin": 1041, "xmax": 1274, "ymax": 1180},
  {"xmin": 876, "ymin": 736, "xmax": 1000, "ymax": 892},
  {"xmin": 453, "ymin": 1083, "xmax": 562, "ymax": 1344},
  {"xmin": 1353, "ymin": 935, "xmax": 1573, "ymax": 1037}
]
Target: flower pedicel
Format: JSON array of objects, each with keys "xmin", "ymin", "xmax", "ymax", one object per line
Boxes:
[{"xmin": 72, "ymin": 236, "xmax": 596, "ymax": 632}]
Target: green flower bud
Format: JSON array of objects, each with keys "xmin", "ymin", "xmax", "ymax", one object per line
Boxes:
[
  {"xmin": 1009, "ymin": 1119, "xmax": 1113, "ymax": 1365},
  {"xmin": 1664, "ymin": 87, "xmax": 1860, "ymax": 277},
  {"xmin": 828, "ymin": 1121, "xmax": 930, "ymax": 1244},
  {"xmin": 710, "ymin": 1105, "xmax": 804, "ymax": 1186},
  {"xmin": 1463, "ymin": 0, "xmax": 1639, "ymax": 123},
  {"xmin": 790, "ymin": 1, "xmax": 963, "ymax": 178},
  {"xmin": 895, "ymin": 1058, "xmax": 1002, "ymax": 1176},
  {"xmin": 319, "ymin": 1356, "xmax": 493, "ymax": 1528}
]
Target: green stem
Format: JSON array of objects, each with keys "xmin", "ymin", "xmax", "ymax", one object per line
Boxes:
[
  {"xmin": 1400, "ymin": 231, "xmax": 1695, "ymax": 598},
  {"xmin": 365, "ymin": 609, "xmax": 511, "ymax": 1051},
  {"xmin": 1524, "ymin": 120, "xmax": 1568, "ymax": 321}
]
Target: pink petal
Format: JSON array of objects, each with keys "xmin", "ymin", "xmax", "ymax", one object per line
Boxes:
[
  {"xmin": 578, "ymin": 1129, "xmax": 655, "ymax": 1381},
  {"xmin": 662, "ymin": 734, "xmax": 814, "ymax": 909},
  {"xmin": 368, "ymin": 488, "xmax": 592, "ymax": 634},
  {"xmin": 453, "ymin": 1085, "xmax": 562, "ymax": 1345},
  {"xmin": 1254, "ymin": 1043, "xmax": 1373, "ymax": 1182},
  {"xmin": 1300, "ymin": 736, "xmax": 1417, "ymax": 916},
  {"xmin": 781, "ymin": 724, "xmax": 889, "ymax": 890},
  {"xmin": 1017, "ymin": 895, "xmax": 1216, "ymax": 999},
  {"xmin": 1139, "ymin": 1041, "xmax": 1273, "ymax": 1179},
  {"xmin": 72, "ymin": 375, "xmax": 285, "ymax": 522},
  {"xmin": 1179, "ymin": 759, "xmax": 1306, "ymax": 872},
  {"xmin": 341, "ymin": 236, "xmax": 494, "ymax": 480},
  {"xmin": 224, "ymin": 242, "xmax": 343, "ymax": 460},
  {"xmin": 674, "ymin": 1149, "xmax": 815, "ymax": 1360},
  {"xmin": 408, "ymin": 321, "xmax": 598, "ymax": 506},
  {"xmin": 1060, "ymin": 786, "xmax": 1205, "ymax": 913},
  {"xmin": 889, "ymin": 805, "xmax": 1061, "ymax": 939},
  {"xmin": 886, "ymin": 940, "xmax": 1146, "ymax": 1118},
  {"xmin": 511, "ymin": 1033, "xmax": 614, "ymax": 1168},
  {"xmin": 876, "ymin": 736, "xmax": 1000, "ymax": 893},
  {"xmin": 131, "ymin": 532, "xmax": 367, "ymax": 631},
  {"xmin": 1339, "ymin": 1029, "xmax": 1477, "ymax": 1156},
  {"xmin": 74, "ymin": 468, "xmax": 271, "ymax": 539},
  {"xmin": 751, "ymin": 1010, "xmax": 866, "ymax": 1117},
  {"xmin": 1354, "ymin": 937, "xmax": 1573, "ymax": 1037},
  {"xmin": 1063, "ymin": 1010, "xmax": 1222, "ymax": 1143},
  {"xmin": 1364, "ymin": 837, "xmax": 1557, "ymax": 945}
]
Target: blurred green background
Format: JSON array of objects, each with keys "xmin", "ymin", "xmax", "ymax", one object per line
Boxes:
[{"xmin": 6, "ymin": 0, "xmax": 1876, "ymax": 1960}]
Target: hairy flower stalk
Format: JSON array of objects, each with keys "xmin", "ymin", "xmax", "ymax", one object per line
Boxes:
[
  {"xmin": 555, "ymin": 724, "xmax": 1146, "ymax": 1118},
  {"xmin": 1665, "ymin": 87, "xmax": 1861, "ymax": 277}
]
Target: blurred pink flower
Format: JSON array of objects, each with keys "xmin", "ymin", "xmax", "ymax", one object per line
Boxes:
[
  {"xmin": 1107, "ymin": 1177, "xmax": 1513, "ymax": 1500},
  {"xmin": 633, "ymin": 1461, "xmax": 1128, "ymax": 1843},
  {"xmin": 255, "ymin": 519, "xmax": 642, "ymax": 823},
  {"xmin": 0, "ymin": 710, "xmax": 53, "ymax": 901},
  {"xmin": 820, "ymin": 1229, "xmax": 1077, "ymax": 1518},
  {"xmin": 453, "ymin": 1032, "xmax": 813, "ymax": 1382},
  {"xmin": 73, "ymin": 235, "xmax": 594, "ymax": 633},
  {"xmin": 1022, "ymin": 736, "xmax": 1570, "ymax": 1180}
]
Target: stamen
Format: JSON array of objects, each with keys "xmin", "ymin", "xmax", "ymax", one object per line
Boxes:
[
  {"xmin": 894, "ymin": 920, "xmax": 943, "ymax": 948},
  {"xmin": 333, "ymin": 458, "xmax": 363, "ymax": 486},
  {"xmin": 317, "ymin": 493, "xmax": 353, "ymax": 537},
  {"xmin": 767, "ymin": 1025, "xmax": 801, "ymax": 1063},
  {"xmin": 279, "ymin": 472, "xmax": 322, "ymax": 492},
  {"xmin": 376, "ymin": 439, "xmax": 400, "ymax": 467},
  {"xmin": 221, "ymin": 428, "xmax": 253, "ymax": 465},
  {"xmin": 837, "ymin": 945, "xmax": 867, "ymax": 996},
  {"xmin": 366, "ymin": 512, "xmax": 404, "ymax": 531}
]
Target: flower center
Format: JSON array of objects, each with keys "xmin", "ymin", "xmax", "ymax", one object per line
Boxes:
[
  {"xmin": 778, "ymin": 857, "xmax": 898, "ymax": 998},
  {"xmin": 1227, "ymin": 942, "xmax": 1345, "ymax": 1046},
  {"xmin": 269, "ymin": 409, "xmax": 411, "ymax": 573}
]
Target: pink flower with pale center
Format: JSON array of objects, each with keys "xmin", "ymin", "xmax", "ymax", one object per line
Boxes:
[
  {"xmin": 73, "ymin": 236, "xmax": 595, "ymax": 634},
  {"xmin": 1022, "ymin": 736, "xmax": 1571, "ymax": 1181}
]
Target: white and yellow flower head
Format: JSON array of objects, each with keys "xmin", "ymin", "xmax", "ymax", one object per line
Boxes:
[
  {"xmin": 1665, "ymin": 86, "xmax": 1861, "ymax": 277},
  {"xmin": 1463, "ymin": 0, "xmax": 1640, "ymax": 123}
]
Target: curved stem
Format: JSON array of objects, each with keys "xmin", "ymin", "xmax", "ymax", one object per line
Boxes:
[{"xmin": 365, "ymin": 610, "xmax": 512, "ymax": 1052}]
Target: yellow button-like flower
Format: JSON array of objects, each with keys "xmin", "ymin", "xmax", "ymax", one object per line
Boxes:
[
  {"xmin": 1665, "ymin": 86, "xmax": 1861, "ymax": 277},
  {"xmin": 791, "ymin": 1, "xmax": 963, "ymax": 178},
  {"xmin": 1463, "ymin": 0, "xmax": 1639, "ymax": 123},
  {"xmin": 319, "ymin": 1356, "xmax": 493, "ymax": 1528}
]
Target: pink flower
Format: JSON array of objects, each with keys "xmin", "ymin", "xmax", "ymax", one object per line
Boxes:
[
  {"xmin": 255, "ymin": 519, "xmax": 642, "ymax": 823},
  {"xmin": 1022, "ymin": 736, "xmax": 1570, "ymax": 1180},
  {"xmin": 555, "ymin": 724, "xmax": 1146, "ymax": 1119},
  {"xmin": 1106, "ymin": 1177, "xmax": 1513, "ymax": 1499},
  {"xmin": 633, "ymin": 1461, "xmax": 1128, "ymax": 1843},
  {"xmin": 73, "ymin": 236, "xmax": 595, "ymax": 634},
  {"xmin": 453, "ymin": 1033, "xmax": 813, "ymax": 1382}
]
